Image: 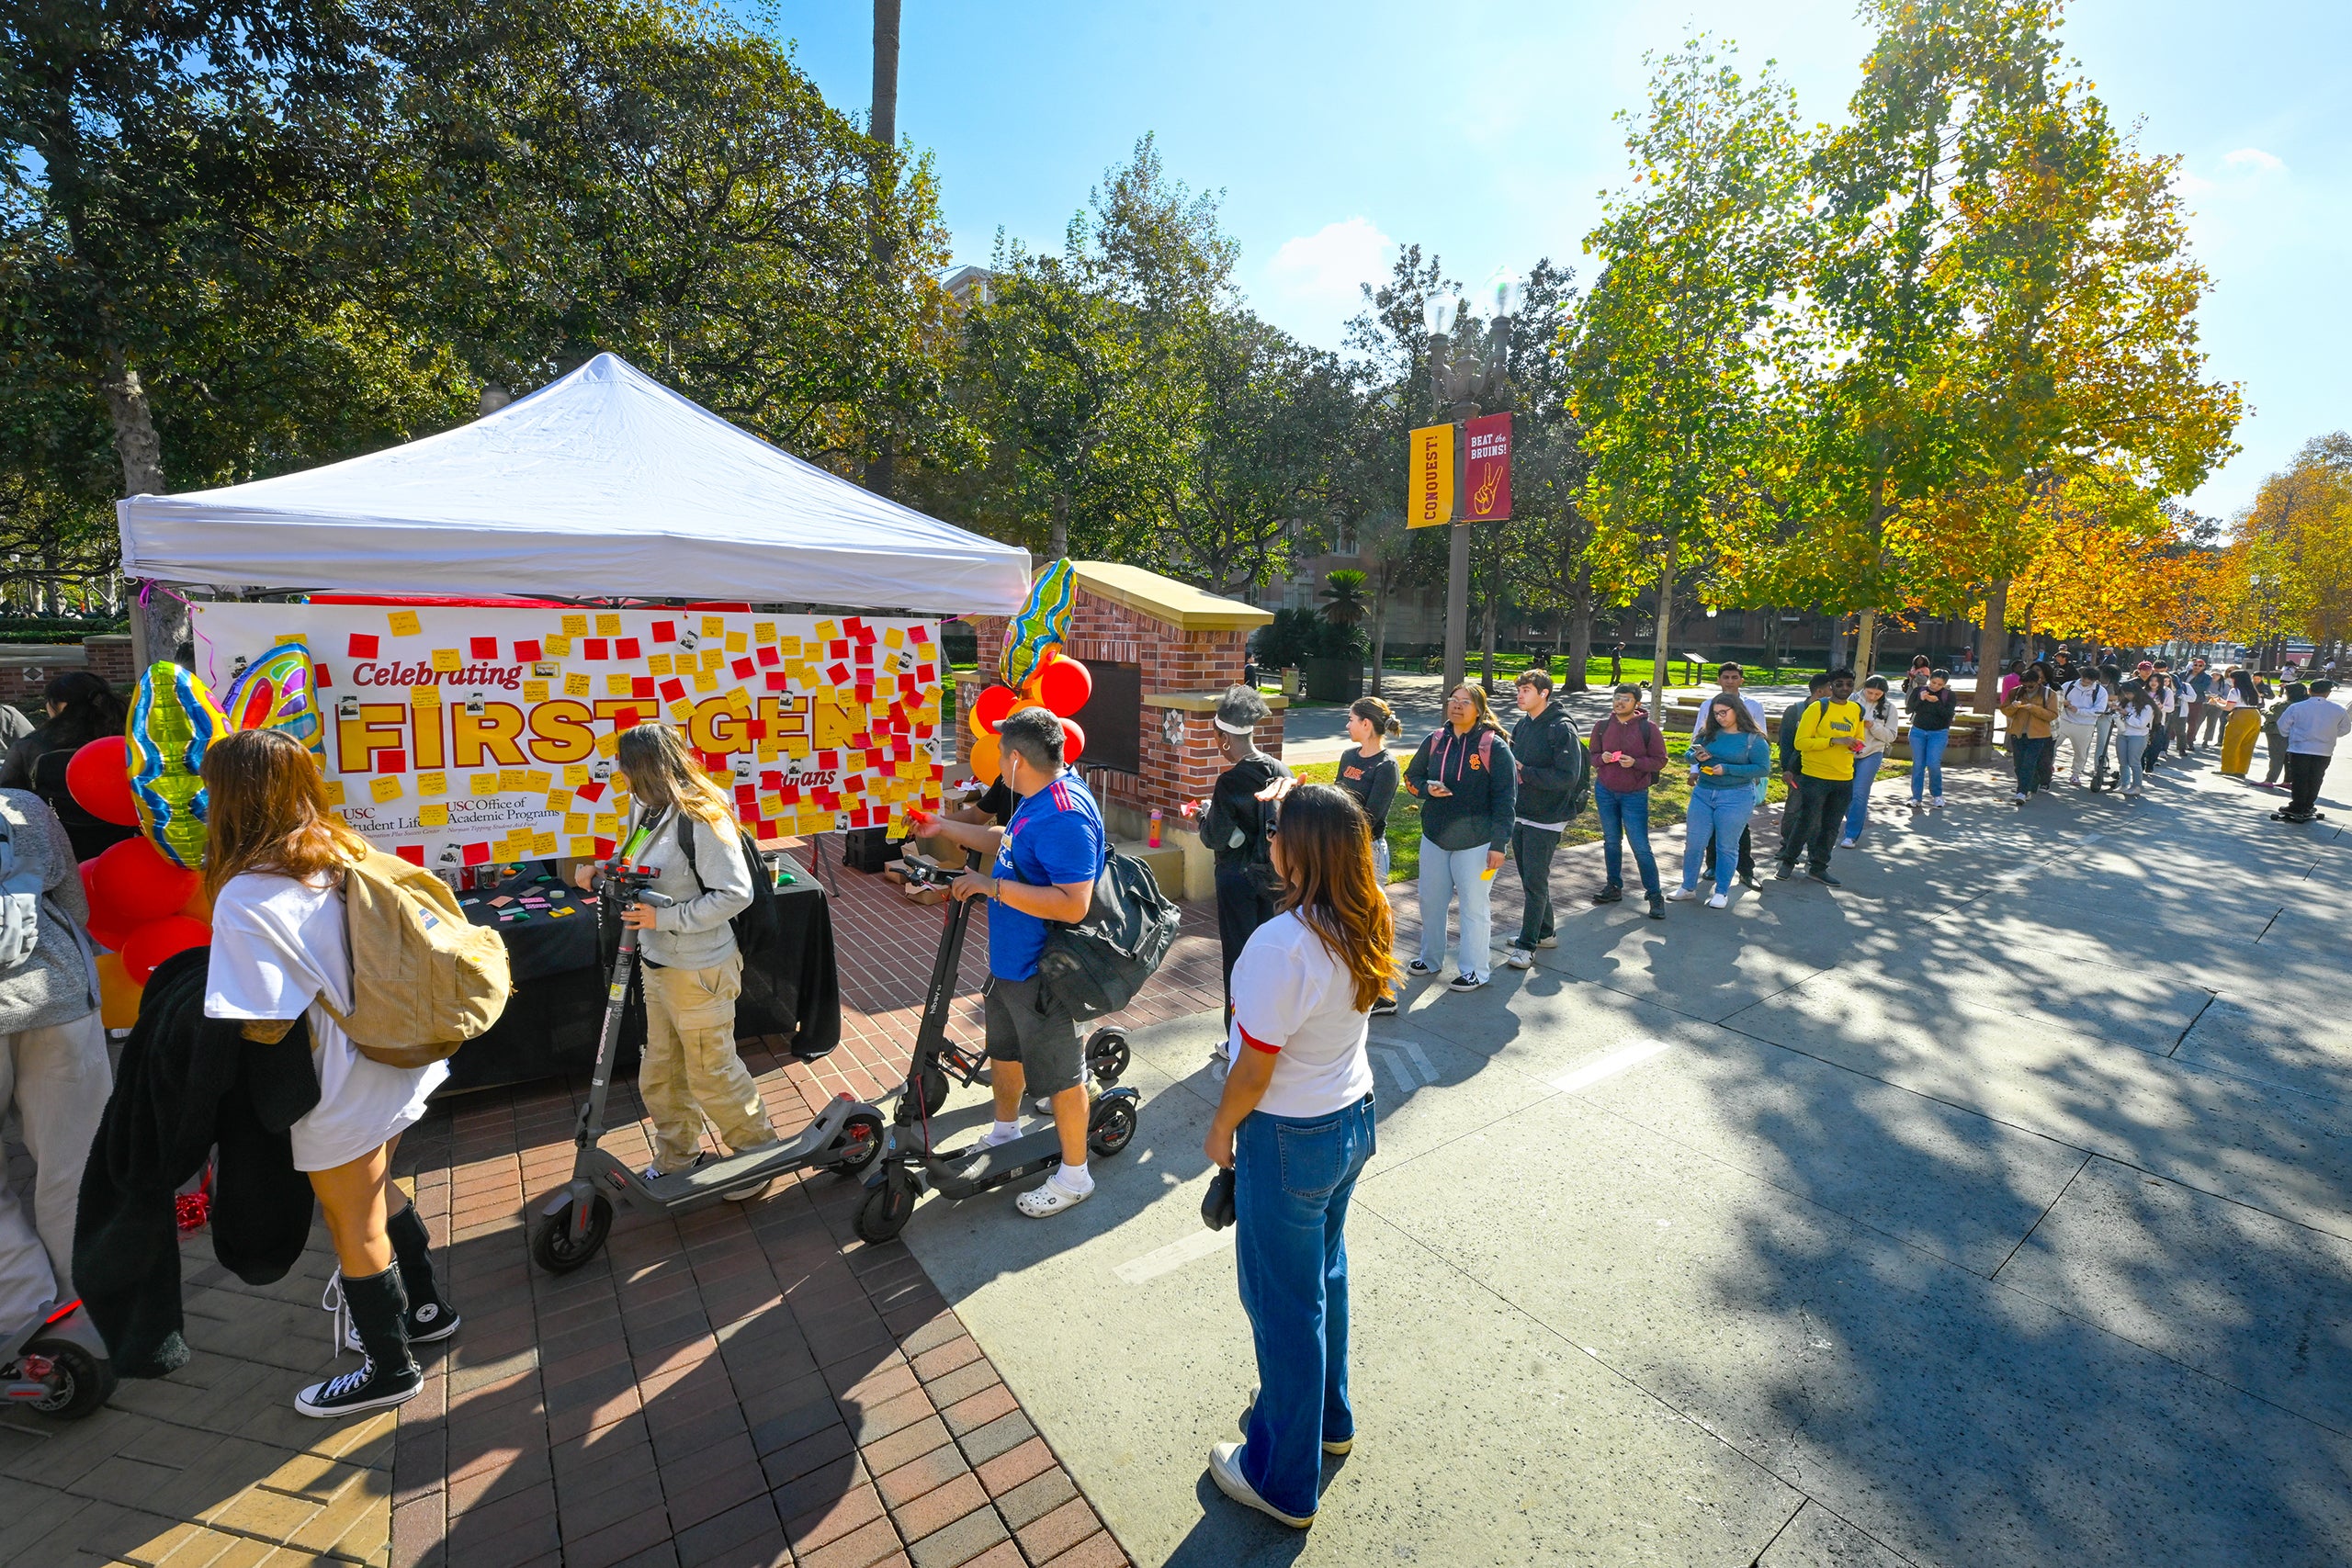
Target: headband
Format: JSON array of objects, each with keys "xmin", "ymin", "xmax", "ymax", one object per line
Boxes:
[{"xmin": 1214, "ymin": 716, "xmax": 1255, "ymax": 735}]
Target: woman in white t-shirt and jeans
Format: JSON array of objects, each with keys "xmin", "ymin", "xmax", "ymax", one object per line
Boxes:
[
  {"xmin": 1203, "ymin": 782, "xmax": 1392, "ymax": 1529},
  {"xmin": 202, "ymin": 730, "xmax": 459, "ymax": 1418}
]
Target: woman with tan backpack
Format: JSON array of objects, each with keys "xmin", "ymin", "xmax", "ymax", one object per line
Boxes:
[{"xmin": 201, "ymin": 729, "xmax": 468, "ymax": 1417}]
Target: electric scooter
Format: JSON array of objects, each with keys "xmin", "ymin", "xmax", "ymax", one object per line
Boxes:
[
  {"xmin": 2, "ymin": 1297, "xmax": 116, "ymax": 1420},
  {"xmin": 854, "ymin": 854, "xmax": 1138, "ymax": 1244},
  {"xmin": 531, "ymin": 863, "xmax": 887, "ymax": 1273}
]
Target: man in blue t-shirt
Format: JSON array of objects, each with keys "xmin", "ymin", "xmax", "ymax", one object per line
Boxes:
[{"xmin": 912, "ymin": 707, "xmax": 1106, "ymax": 1216}]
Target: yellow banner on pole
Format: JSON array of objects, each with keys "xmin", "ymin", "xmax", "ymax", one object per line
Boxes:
[{"xmin": 1408, "ymin": 423, "xmax": 1454, "ymax": 528}]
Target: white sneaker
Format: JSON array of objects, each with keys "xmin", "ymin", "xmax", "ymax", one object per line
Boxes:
[
  {"xmin": 1664, "ymin": 887, "xmax": 1698, "ymax": 901},
  {"xmin": 1838, "ymin": 838, "xmax": 1857, "ymax": 849},
  {"xmin": 1504, "ymin": 946, "xmax": 1532, "ymax": 969},
  {"xmin": 1445, "ymin": 972, "xmax": 1487, "ymax": 993},
  {"xmin": 1208, "ymin": 1442, "xmax": 1313, "ymax": 1529},
  {"xmin": 1532, "ymin": 936, "xmax": 1557, "ymax": 949},
  {"xmin": 1930, "ymin": 796, "xmax": 1944, "ymax": 809},
  {"xmin": 1705, "ymin": 890, "xmax": 1729, "ymax": 908}
]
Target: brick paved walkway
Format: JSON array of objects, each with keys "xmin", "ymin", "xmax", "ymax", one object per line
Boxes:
[{"xmin": 385, "ymin": 840, "xmax": 1230, "ymax": 1568}]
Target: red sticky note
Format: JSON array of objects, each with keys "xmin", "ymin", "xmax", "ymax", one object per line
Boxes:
[
  {"xmin": 915, "ymin": 660, "xmax": 935, "ymax": 682},
  {"xmin": 739, "ymin": 803, "xmax": 761, "ymax": 827},
  {"xmin": 735, "ymin": 784, "xmax": 756, "ymax": 805},
  {"xmin": 910, "ymin": 625, "xmax": 930, "ymax": 643},
  {"xmin": 347, "ymin": 633, "xmax": 379, "ymax": 658},
  {"xmin": 651, "ymin": 621, "xmax": 677, "ymax": 643},
  {"xmin": 469, "ymin": 637, "xmax": 498, "ymax": 660},
  {"xmin": 634, "ymin": 676, "xmax": 655, "ymax": 699},
  {"xmin": 594, "ymin": 836, "xmax": 616, "ymax": 859},
  {"xmin": 780, "ymin": 784, "xmax": 800, "ymax": 804},
  {"xmin": 829, "ymin": 639, "xmax": 850, "ymax": 660},
  {"xmin": 575, "ymin": 782, "xmax": 605, "ymax": 803},
  {"xmin": 760, "ymin": 771, "xmax": 783, "ymax": 789},
  {"xmin": 731, "ymin": 657, "xmax": 754, "ymax": 680},
  {"xmin": 659, "ymin": 678, "xmax": 686, "ymax": 703},
  {"xmin": 827, "ymin": 662, "xmax": 851, "ymax": 686},
  {"xmin": 583, "ymin": 637, "xmax": 608, "ymax": 660},
  {"xmin": 378, "ymin": 750, "xmax": 408, "ymax": 774},
  {"xmin": 854, "ymin": 684, "xmax": 874, "ymax": 704},
  {"xmin": 616, "ymin": 637, "xmax": 640, "ymax": 660},
  {"xmin": 764, "ymin": 672, "xmax": 788, "ymax": 692},
  {"xmin": 315, "ymin": 663, "xmax": 334, "ymax": 687},
  {"xmin": 461, "ymin": 841, "xmax": 491, "ymax": 866},
  {"xmin": 846, "ymin": 616, "xmax": 868, "ymax": 638},
  {"xmin": 614, "ymin": 707, "xmax": 641, "ymax": 728},
  {"xmin": 514, "ymin": 639, "xmax": 542, "ymax": 662},
  {"xmin": 755, "ymin": 646, "xmax": 780, "ymax": 668},
  {"xmin": 396, "ymin": 844, "xmax": 425, "ymax": 865}
]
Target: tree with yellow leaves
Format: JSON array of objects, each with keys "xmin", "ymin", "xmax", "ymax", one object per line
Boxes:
[{"xmin": 2210, "ymin": 434, "xmax": 2352, "ymax": 656}]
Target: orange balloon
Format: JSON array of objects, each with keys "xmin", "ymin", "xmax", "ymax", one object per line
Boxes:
[
  {"xmin": 178, "ymin": 881, "xmax": 213, "ymax": 923},
  {"xmin": 95, "ymin": 951, "xmax": 142, "ymax": 1031},
  {"xmin": 968, "ymin": 734, "xmax": 1002, "ymax": 785}
]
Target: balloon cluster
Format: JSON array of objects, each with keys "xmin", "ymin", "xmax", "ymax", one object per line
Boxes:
[
  {"xmin": 65, "ymin": 736, "xmax": 210, "ymax": 1025},
  {"xmin": 965, "ymin": 561, "xmax": 1091, "ymax": 785},
  {"xmin": 74, "ymin": 644, "xmax": 323, "ymax": 1027},
  {"xmin": 965, "ymin": 650, "xmax": 1091, "ymax": 785}
]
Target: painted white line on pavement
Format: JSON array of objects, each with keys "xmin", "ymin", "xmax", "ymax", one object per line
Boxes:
[
  {"xmin": 1401, "ymin": 1040, "xmax": 1438, "ymax": 1084},
  {"xmin": 1114, "ymin": 1226, "xmax": 1235, "ymax": 1284},
  {"xmin": 1368, "ymin": 1033, "xmax": 1440, "ymax": 1086},
  {"xmin": 1551, "ymin": 1037, "xmax": 1673, "ymax": 1094},
  {"xmin": 1374, "ymin": 1047, "xmax": 1419, "ymax": 1097}
]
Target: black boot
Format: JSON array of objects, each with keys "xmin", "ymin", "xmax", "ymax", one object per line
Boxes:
[
  {"xmin": 366, "ymin": 1205, "xmax": 460, "ymax": 1347},
  {"xmin": 1645, "ymin": 893, "xmax": 1667, "ymax": 920},
  {"xmin": 1589, "ymin": 884, "xmax": 1623, "ymax": 905},
  {"xmin": 299, "ymin": 1266, "xmax": 421, "ymax": 1418}
]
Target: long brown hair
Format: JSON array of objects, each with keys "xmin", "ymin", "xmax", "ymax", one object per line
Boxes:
[
  {"xmin": 1449, "ymin": 683, "xmax": 1505, "ymax": 735},
  {"xmin": 614, "ymin": 723, "xmax": 732, "ymax": 828},
  {"xmin": 201, "ymin": 728, "xmax": 370, "ymax": 898},
  {"xmin": 1271, "ymin": 784, "xmax": 1396, "ymax": 1013}
]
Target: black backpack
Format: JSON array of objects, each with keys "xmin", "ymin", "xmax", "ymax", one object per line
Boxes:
[
  {"xmin": 1038, "ymin": 850, "xmax": 1181, "ymax": 1021},
  {"xmin": 1561, "ymin": 720, "xmax": 1593, "ymax": 822},
  {"xmin": 674, "ymin": 814, "xmax": 785, "ymax": 964}
]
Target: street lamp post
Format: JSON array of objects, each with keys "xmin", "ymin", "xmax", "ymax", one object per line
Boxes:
[{"xmin": 1425, "ymin": 278, "xmax": 1519, "ymax": 693}]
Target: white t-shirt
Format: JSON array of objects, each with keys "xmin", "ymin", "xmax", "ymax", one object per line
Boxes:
[
  {"xmin": 204, "ymin": 871, "xmax": 448, "ymax": 1172},
  {"xmin": 1227, "ymin": 910, "xmax": 1376, "ymax": 1119}
]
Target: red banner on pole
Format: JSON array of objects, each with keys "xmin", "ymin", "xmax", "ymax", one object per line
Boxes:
[{"xmin": 1464, "ymin": 413, "xmax": 1512, "ymax": 521}]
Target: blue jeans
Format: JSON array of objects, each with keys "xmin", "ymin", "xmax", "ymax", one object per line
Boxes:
[
  {"xmin": 1235, "ymin": 1095, "xmax": 1375, "ymax": 1520},
  {"xmin": 2119, "ymin": 736, "xmax": 2145, "ymax": 794},
  {"xmin": 2012, "ymin": 736, "xmax": 2052, "ymax": 795},
  {"xmin": 1595, "ymin": 784, "xmax": 1659, "ymax": 896},
  {"xmin": 1417, "ymin": 839, "xmax": 1494, "ymax": 979},
  {"xmin": 1680, "ymin": 788, "xmax": 1755, "ymax": 895},
  {"xmin": 1841, "ymin": 751, "xmax": 1886, "ymax": 841},
  {"xmin": 1909, "ymin": 728, "xmax": 1949, "ymax": 800}
]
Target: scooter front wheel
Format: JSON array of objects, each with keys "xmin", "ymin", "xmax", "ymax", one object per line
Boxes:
[
  {"xmin": 1086, "ymin": 1096, "xmax": 1137, "ymax": 1157},
  {"xmin": 1085, "ymin": 1028, "xmax": 1130, "ymax": 1086},
  {"xmin": 855, "ymin": 1168, "xmax": 917, "ymax": 1244},
  {"xmin": 831, "ymin": 1111, "xmax": 886, "ymax": 1173},
  {"xmin": 18, "ymin": 1337, "xmax": 113, "ymax": 1419},
  {"xmin": 531, "ymin": 1195, "xmax": 612, "ymax": 1274}
]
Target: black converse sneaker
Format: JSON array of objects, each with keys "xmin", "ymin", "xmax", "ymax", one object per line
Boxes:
[
  {"xmin": 345, "ymin": 1296, "xmax": 460, "ymax": 1351},
  {"xmin": 295, "ymin": 1357, "xmax": 422, "ymax": 1418}
]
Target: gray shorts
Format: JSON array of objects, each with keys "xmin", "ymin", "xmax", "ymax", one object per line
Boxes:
[{"xmin": 981, "ymin": 974, "xmax": 1083, "ymax": 1097}]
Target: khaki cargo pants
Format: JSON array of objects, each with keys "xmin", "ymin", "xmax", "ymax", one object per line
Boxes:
[{"xmin": 639, "ymin": 951, "xmax": 778, "ymax": 1174}]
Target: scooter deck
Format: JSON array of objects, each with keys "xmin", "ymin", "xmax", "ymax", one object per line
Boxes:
[
  {"xmin": 621, "ymin": 1100, "xmax": 859, "ymax": 1205},
  {"xmin": 927, "ymin": 1132, "xmax": 1062, "ymax": 1193}
]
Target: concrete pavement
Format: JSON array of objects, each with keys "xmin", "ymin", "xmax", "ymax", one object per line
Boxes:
[{"xmin": 893, "ymin": 734, "xmax": 2352, "ymax": 1565}]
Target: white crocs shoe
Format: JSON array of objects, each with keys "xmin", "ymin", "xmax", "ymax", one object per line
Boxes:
[{"xmin": 1014, "ymin": 1172, "xmax": 1092, "ymax": 1218}]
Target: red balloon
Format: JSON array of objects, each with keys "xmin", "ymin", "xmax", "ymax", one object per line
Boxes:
[
  {"xmin": 89, "ymin": 837, "xmax": 201, "ymax": 927},
  {"xmin": 971, "ymin": 684, "xmax": 1017, "ymax": 735},
  {"xmin": 1059, "ymin": 716, "xmax": 1086, "ymax": 763},
  {"xmin": 1038, "ymin": 657, "xmax": 1093, "ymax": 717},
  {"xmin": 67, "ymin": 738, "xmax": 139, "ymax": 827},
  {"xmin": 120, "ymin": 916, "xmax": 210, "ymax": 985}
]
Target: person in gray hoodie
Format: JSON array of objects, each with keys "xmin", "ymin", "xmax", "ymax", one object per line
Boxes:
[{"xmin": 1503, "ymin": 671, "xmax": 1584, "ymax": 970}]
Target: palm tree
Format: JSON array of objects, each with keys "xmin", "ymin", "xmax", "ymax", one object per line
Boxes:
[{"xmin": 1319, "ymin": 569, "xmax": 1368, "ymax": 627}]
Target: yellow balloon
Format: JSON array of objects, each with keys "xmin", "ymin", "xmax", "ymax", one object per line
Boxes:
[
  {"xmin": 967, "ymin": 698, "xmax": 994, "ymax": 740},
  {"xmin": 96, "ymin": 950, "xmax": 143, "ymax": 1031},
  {"xmin": 969, "ymin": 734, "xmax": 1002, "ymax": 785}
]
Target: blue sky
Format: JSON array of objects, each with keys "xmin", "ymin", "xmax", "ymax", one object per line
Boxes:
[{"xmin": 771, "ymin": 1, "xmax": 2348, "ymax": 522}]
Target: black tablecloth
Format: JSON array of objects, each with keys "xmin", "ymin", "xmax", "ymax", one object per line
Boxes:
[{"xmin": 438, "ymin": 865, "xmax": 841, "ymax": 1093}]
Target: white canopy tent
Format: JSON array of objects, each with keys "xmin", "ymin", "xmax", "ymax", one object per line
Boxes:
[{"xmin": 116, "ymin": 353, "xmax": 1030, "ymax": 615}]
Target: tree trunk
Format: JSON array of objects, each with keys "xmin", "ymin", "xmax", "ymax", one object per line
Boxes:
[
  {"xmin": 1974, "ymin": 579, "xmax": 2009, "ymax": 714},
  {"xmin": 1566, "ymin": 569, "xmax": 1593, "ymax": 694},
  {"xmin": 1049, "ymin": 490, "xmax": 1069, "ymax": 561},
  {"xmin": 1854, "ymin": 607, "xmax": 1878, "ymax": 680},
  {"xmin": 861, "ymin": 0, "xmax": 902, "ymax": 501},
  {"xmin": 1479, "ymin": 581, "xmax": 1498, "ymax": 693},
  {"xmin": 102, "ymin": 347, "xmax": 185, "ymax": 671},
  {"xmin": 1649, "ymin": 547, "xmax": 1674, "ymax": 721},
  {"xmin": 1369, "ymin": 570, "xmax": 1388, "ymax": 696}
]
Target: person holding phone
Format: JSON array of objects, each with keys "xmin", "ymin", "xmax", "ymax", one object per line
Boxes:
[
  {"xmin": 1668, "ymin": 696, "xmax": 1770, "ymax": 908},
  {"xmin": 1905, "ymin": 668, "xmax": 1957, "ymax": 809},
  {"xmin": 1777, "ymin": 668, "xmax": 1862, "ymax": 886},
  {"xmin": 1402, "ymin": 685, "xmax": 1516, "ymax": 991},
  {"xmin": 1587, "ymin": 684, "xmax": 1668, "ymax": 919}
]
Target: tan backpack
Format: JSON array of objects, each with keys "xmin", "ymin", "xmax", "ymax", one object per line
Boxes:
[{"xmin": 326, "ymin": 851, "xmax": 513, "ymax": 1068}]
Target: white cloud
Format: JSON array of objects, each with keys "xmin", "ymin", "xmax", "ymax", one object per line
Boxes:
[
  {"xmin": 2222, "ymin": 147, "xmax": 2285, "ymax": 173},
  {"xmin": 1257, "ymin": 217, "xmax": 1396, "ymax": 344}
]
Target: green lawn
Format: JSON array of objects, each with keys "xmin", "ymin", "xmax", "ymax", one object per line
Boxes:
[{"xmin": 1298, "ymin": 740, "xmax": 1905, "ymax": 885}]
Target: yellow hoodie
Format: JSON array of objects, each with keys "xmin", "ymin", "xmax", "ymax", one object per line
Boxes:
[{"xmin": 1795, "ymin": 698, "xmax": 1864, "ymax": 781}]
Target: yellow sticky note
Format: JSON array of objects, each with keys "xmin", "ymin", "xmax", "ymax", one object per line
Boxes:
[
  {"xmin": 595, "ymin": 731, "xmax": 620, "ymax": 757},
  {"xmin": 369, "ymin": 775, "xmax": 404, "ymax": 804},
  {"xmin": 498, "ymin": 768, "xmax": 527, "ymax": 792},
  {"xmin": 884, "ymin": 626, "xmax": 905, "ymax": 649},
  {"xmin": 410, "ymin": 684, "xmax": 441, "ymax": 706},
  {"xmin": 593, "ymin": 812, "xmax": 617, "ymax": 833},
  {"xmin": 563, "ymin": 672, "xmax": 591, "ymax": 697},
  {"xmin": 668, "ymin": 700, "xmax": 694, "ymax": 721},
  {"xmin": 605, "ymin": 672, "xmax": 634, "ymax": 695},
  {"xmin": 419, "ymin": 804, "xmax": 449, "ymax": 827},
  {"xmin": 417, "ymin": 772, "xmax": 447, "ymax": 797},
  {"xmin": 564, "ymin": 813, "xmax": 589, "ymax": 834},
  {"xmin": 759, "ymin": 794, "xmax": 785, "ymax": 818},
  {"xmin": 726, "ymin": 632, "xmax": 747, "ymax": 653},
  {"xmin": 544, "ymin": 634, "xmax": 571, "ymax": 657},
  {"xmin": 754, "ymin": 621, "xmax": 776, "ymax": 644},
  {"xmin": 702, "ymin": 615, "xmax": 726, "ymax": 637},
  {"xmin": 692, "ymin": 671, "xmax": 718, "ymax": 694},
  {"xmin": 525, "ymin": 770, "xmax": 551, "ymax": 793},
  {"xmin": 469, "ymin": 773, "xmax": 498, "ymax": 796},
  {"xmin": 531, "ymin": 831, "xmax": 558, "ymax": 856},
  {"xmin": 778, "ymin": 636, "xmax": 802, "ymax": 657},
  {"xmin": 323, "ymin": 780, "xmax": 346, "ymax": 806},
  {"xmin": 388, "ymin": 610, "xmax": 422, "ymax": 637},
  {"xmin": 429, "ymin": 649, "xmax": 460, "ymax": 672},
  {"xmin": 570, "ymin": 836, "xmax": 597, "ymax": 858},
  {"xmin": 816, "ymin": 620, "xmax": 839, "ymax": 641},
  {"xmin": 560, "ymin": 613, "xmax": 589, "ymax": 637},
  {"xmin": 594, "ymin": 613, "xmax": 623, "ymax": 636},
  {"xmin": 647, "ymin": 652, "xmax": 673, "ymax": 676},
  {"xmin": 563, "ymin": 763, "xmax": 591, "ymax": 785},
  {"xmin": 523, "ymin": 680, "xmax": 548, "ymax": 702},
  {"xmin": 546, "ymin": 790, "xmax": 572, "ymax": 814},
  {"xmin": 703, "ymin": 648, "xmax": 726, "ymax": 671}
]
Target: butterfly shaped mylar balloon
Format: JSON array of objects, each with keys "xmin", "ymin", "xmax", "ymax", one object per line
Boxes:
[
  {"xmin": 127, "ymin": 644, "xmax": 324, "ymax": 870},
  {"xmin": 999, "ymin": 558, "xmax": 1076, "ymax": 694}
]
